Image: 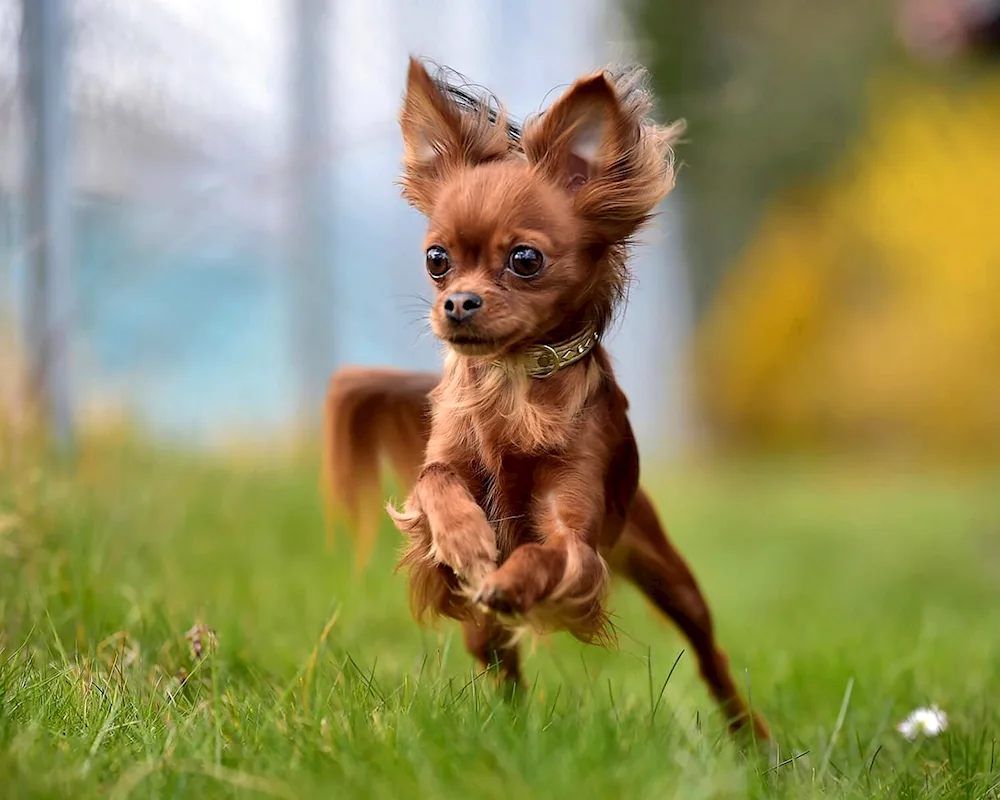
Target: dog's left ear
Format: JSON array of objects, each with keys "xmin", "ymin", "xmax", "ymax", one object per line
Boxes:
[
  {"xmin": 399, "ymin": 57, "xmax": 510, "ymax": 215},
  {"xmin": 523, "ymin": 70, "xmax": 680, "ymax": 243}
]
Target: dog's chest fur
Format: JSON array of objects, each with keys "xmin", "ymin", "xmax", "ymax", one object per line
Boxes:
[{"xmin": 432, "ymin": 354, "xmax": 607, "ymax": 561}]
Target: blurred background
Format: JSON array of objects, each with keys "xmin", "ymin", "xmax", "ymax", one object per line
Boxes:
[
  {"xmin": 1, "ymin": 0, "xmax": 999, "ymax": 466},
  {"xmin": 3, "ymin": 9, "xmax": 1000, "ymax": 794}
]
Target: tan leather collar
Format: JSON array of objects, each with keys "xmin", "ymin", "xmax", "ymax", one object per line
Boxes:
[{"xmin": 493, "ymin": 327, "xmax": 600, "ymax": 379}]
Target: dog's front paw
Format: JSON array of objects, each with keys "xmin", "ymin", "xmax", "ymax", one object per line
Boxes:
[
  {"xmin": 428, "ymin": 511, "xmax": 497, "ymax": 588},
  {"xmin": 473, "ymin": 573, "xmax": 530, "ymax": 616},
  {"xmin": 450, "ymin": 559, "xmax": 496, "ymax": 592}
]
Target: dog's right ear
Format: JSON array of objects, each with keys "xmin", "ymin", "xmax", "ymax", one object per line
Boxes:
[
  {"xmin": 399, "ymin": 57, "xmax": 510, "ymax": 215},
  {"xmin": 522, "ymin": 67, "xmax": 682, "ymax": 246}
]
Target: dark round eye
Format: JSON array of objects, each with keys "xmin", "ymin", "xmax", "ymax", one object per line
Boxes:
[
  {"xmin": 425, "ymin": 245, "xmax": 450, "ymax": 280},
  {"xmin": 507, "ymin": 245, "xmax": 544, "ymax": 278}
]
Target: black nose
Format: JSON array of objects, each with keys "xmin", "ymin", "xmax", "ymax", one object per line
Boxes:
[{"xmin": 444, "ymin": 292, "xmax": 483, "ymax": 323}]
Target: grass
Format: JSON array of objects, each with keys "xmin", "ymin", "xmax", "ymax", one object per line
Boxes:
[{"xmin": 1, "ymin": 438, "xmax": 999, "ymax": 799}]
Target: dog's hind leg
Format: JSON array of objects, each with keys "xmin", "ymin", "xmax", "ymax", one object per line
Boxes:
[
  {"xmin": 462, "ymin": 614, "xmax": 522, "ymax": 699},
  {"xmin": 609, "ymin": 487, "xmax": 770, "ymax": 741}
]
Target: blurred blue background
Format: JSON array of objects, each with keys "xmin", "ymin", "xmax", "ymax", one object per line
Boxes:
[
  {"xmin": 6, "ymin": 0, "xmax": 999, "ymax": 462},
  {"xmin": 0, "ymin": 0, "xmax": 693, "ymax": 454}
]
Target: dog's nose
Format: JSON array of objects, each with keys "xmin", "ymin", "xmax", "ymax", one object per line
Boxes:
[{"xmin": 444, "ymin": 292, "xmax": 483, "ymax": 323}]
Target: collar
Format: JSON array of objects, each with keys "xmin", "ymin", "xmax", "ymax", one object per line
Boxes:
[{"xmin": 493, "ymin": 326, "xmax": 601, "ymax": 379}]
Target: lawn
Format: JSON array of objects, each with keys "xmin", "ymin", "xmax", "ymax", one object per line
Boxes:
[{"xmin": 1, "ymin": 438, "xmax": 998, "ymax": 799}]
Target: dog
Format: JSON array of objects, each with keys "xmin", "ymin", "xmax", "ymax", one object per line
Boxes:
[{"xmin": 323, "ymin": 57, "xmax": 769, "ymax": 740}]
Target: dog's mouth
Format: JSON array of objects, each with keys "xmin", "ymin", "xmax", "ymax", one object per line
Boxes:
[{"xmin": 443, "ymin": 334, "xmax": 503, "ymax": 357}]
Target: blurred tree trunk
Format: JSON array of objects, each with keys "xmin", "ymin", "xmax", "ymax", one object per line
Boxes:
[
  {"xmin": 20, "ymin": 0, "xmax": 75, "ymax": 453},
  {"xmin": 288, "ymin": 0, "xmax": 335, "ymax": 433}
]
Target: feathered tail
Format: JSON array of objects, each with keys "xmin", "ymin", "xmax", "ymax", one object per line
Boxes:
[{"xmin": 321, "ymin": 366, "xmax": 438, "ymax": 565}]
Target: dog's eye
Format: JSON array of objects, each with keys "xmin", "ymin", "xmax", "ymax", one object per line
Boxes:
[
  {"xmin": 425, "ymin": 246, "xmax": 450, "ymax": 280},
  {"xmin": 507, "ymin": 245, "xmax": 544, "ymax": 278}
]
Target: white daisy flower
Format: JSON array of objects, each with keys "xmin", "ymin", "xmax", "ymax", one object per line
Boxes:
[{"xmin": 896, "ymin": 705, "xmax": 948, "ymax": 740}]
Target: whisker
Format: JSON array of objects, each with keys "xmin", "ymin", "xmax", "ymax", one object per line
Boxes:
[
  {"xmin": 394, "ymin": 293, "xmax": 433, "ymax": 307},
  {"xmin": 487, "ymin": 514, "xmax": 527, "ymax": 524}
]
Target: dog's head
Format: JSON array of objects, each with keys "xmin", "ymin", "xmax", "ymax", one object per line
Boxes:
[{"xmin": 399, "ymin": 58, "xmax": 683, "ymax": 359}]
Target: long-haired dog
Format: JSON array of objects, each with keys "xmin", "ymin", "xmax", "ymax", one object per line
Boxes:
[{"xmin": 324, "ymin": 58, "xmax": 769, "ymax": 740}]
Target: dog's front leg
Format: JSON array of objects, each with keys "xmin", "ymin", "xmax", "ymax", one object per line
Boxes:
[
  {"xmin": 473, "ymin": 457, "xmax": 611, "ymax": 642},
  {"xmin": 389, "ymin": 462, "xmax": 498, "ymax": 591}
]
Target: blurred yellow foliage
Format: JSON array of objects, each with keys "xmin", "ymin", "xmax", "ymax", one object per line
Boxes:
[{"xmin": 696, "ymin": 72, "xmax": 1000, "ymax": 457}]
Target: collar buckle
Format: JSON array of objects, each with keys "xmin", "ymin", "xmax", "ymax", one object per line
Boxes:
[
  {"xmin": 532, "ymin": 344, "xmax": 562, "ymax": 379},
  {"xmin": 489, "ymin": 328, "xmax": 599, "ymax": 379}
]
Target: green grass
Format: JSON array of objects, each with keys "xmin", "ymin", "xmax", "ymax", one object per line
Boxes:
[{"xmin": 1, "ymin": 441, "xmax": 999, "ymax": 799}]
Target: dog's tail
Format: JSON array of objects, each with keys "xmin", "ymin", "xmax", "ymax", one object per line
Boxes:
[{"xmin": 322, "ymin": 366, "xmax": 438, "ymax": 566}]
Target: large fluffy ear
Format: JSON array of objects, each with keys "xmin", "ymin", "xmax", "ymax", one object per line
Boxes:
[
  {"xmin": 399, "ymin": 58, "xmax": 511, "ymax": 215},
  {"xmin": 521, "ymin": 67, "xmax": 684, "ymax": 244}
]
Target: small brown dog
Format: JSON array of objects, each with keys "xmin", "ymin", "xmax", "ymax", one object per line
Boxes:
[{"xmin": 324, "ymin": 58, "xmax": 768, "ymax": 740}]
